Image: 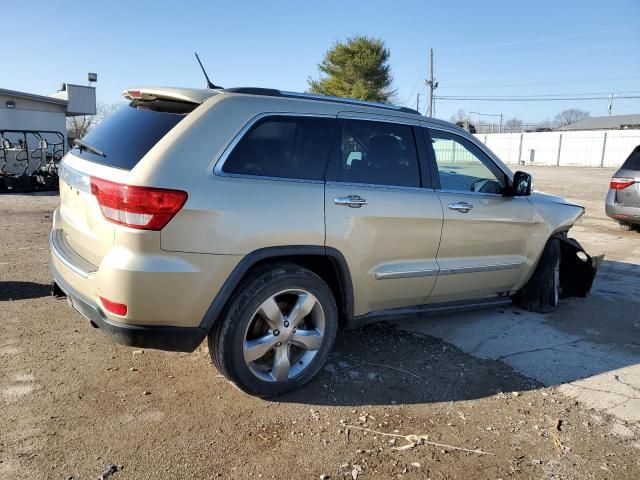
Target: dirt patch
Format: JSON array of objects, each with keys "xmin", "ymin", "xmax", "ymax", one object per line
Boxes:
[{"xmin": 1, "ymin": 187, "xmax": 639, "ymax": 479}]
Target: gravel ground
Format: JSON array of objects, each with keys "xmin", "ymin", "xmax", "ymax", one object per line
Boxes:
[{"xmin": 1, "ymin": 168, "xmax": 639, "ymax": 479}]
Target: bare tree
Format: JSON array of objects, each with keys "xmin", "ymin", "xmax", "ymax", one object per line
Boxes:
[
  {"xmin": 449, "ymin": 109, "xmax": 467, "ymax": 123},
  {"xmin": 553, "ymin": 109, "xmax": 589, "ymax": 126},
  {"xmin": 504, "ymin": 117, "xmax": 523, "ymax": 133},
  {"xmin": 67, "ymin": 101, "xmax": 121, "ymax": 142}
]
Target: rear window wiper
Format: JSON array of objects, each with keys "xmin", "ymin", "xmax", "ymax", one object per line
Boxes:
[{"xmin": 74, "ymin": 139, "xmax": 107, "ymax": 158}]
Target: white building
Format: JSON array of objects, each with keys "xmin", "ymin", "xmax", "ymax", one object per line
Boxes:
[{"xmin": 0, "ymin": 83, "xmax": 97, "ymax": 148}]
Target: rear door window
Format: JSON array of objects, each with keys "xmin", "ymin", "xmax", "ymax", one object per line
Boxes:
[
  {"xmin": 335, "ymin": 119, "xmax": 421, "ymax": 188},
  {"xmin": 70, "ymin": 100, "xmax": 194, "ymax": 170},
  {"xmin": 222, "ymin": 116, "xmax": 335, "ymax": 180}
]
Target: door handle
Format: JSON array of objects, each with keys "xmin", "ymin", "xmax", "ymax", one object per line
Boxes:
[
  {"xmin": 448, "ymin": 201, "xmax": 473, "ymax": 213},
  {"xmin": 334, "ymin": 195, "xmax": 368, "ymax": 208}
]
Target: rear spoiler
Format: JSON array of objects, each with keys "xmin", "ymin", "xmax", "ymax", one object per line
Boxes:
[{"xmin": 122, "ymin": 87, "xmax": 219, "ymax": 105}]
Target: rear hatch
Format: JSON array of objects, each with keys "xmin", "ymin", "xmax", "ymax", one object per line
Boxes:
[
  {"xmin": 611, "ymin": 146, "xmax": 640, "ymax": 208},
  {"xmin": 57, "ymin": 89, "xmax": 207, "ymax": 266}
]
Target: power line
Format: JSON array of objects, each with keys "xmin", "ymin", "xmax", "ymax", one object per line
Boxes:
[
  {"xmin": 439, "ymin": 90, "xmax": 640, "ymax": 98},
  {"xmin": 440, "ymin": 75, "xmax": 640, "ymax": 89},
  {"xmin": 435, "ymin": 95, "xmax": 640, "ymax": 102},
  {"xmin": 436, "ymin": 42, "xmax": 637, "ymax": 63},
  {"xmin": 436, "ymin": 26, "xmax": 640, "ymax": 51}
]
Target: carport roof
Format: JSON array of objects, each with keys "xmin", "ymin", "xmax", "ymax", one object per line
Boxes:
[
  {"xmin": 0, "ymin": 87, "xmax": 68, "ymax": 106},
  {"xmin": 558, "ymin": 113, "xmax": 640, "ymax": 131}
]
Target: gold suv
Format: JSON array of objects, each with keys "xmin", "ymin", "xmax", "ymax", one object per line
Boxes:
[{"xmin": 50, "ymin": 87, "xmax": 601, "ymax": 396}]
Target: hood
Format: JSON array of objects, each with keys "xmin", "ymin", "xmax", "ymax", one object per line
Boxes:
[{"xmin": 530, "ymin": 191, "xmax": 584, "ymax": 210}]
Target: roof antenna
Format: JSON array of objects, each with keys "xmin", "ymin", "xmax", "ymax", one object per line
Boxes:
[{"xmin": 194, "ymin": 52, "xmax": 222, "ymax": 89}]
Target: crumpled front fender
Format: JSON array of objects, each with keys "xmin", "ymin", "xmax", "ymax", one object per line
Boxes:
[{"xmin": 556, "ymin": 236, "xmax": 604, "ymax": 299}]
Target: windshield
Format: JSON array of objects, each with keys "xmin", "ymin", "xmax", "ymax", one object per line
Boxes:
[{"xmin": 71, "ymin": 99, "xmax": 196, "ymax": 170}]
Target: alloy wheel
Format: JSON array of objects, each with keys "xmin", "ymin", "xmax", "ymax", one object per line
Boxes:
[{"xmin": 242, "ymin": 289, "xmax": 325, "ymax": 383}]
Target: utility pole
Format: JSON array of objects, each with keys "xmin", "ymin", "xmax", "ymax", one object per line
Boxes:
[
  {"xmin": 416, "ymin": 93, "xmax": 420, "ymax": 114},
  {"xmin": 608, "ymin": 94, "xmax": 613, "ymax": 116},
  {"xmin": 426, "ymin": 48, "xmax": 438, "ymax": 117}
]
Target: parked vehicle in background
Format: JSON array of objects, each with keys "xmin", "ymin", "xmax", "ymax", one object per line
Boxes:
[
  {"xmin": 606, "ymin": 145, "xmax": 640, "ymax": 231},
  {"xmin": 50, "ymin": 86, "xmax": 601, "ymax": 396}
]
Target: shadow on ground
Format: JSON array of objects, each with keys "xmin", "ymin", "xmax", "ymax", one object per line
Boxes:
[
  {"xmin": 280, "ymin": 322, "xmax": 541, "ymax": 406},
  {"xmin": 0, "ymin": 281, "xmax": 51, "ymax": 301},
  {"xmin": 281, "ymin": 260, "xmax": 640, "ymax": 406}
]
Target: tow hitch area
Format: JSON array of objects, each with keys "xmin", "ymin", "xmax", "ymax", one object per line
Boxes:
[{"xmin": 558, "ymin": 237, "xmax": 604, "ymax": 298}]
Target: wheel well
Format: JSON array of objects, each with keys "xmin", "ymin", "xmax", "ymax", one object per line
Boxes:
[
  {"xmin": 200, "ymin": 247, "xmax": 354, "ymax": 333},
  {"xmin": 245, "ymin": 255, "xmax": 351, "ymax": 327}
]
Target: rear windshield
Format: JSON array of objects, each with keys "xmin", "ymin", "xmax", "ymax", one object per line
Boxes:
[
  {"xmin": 621, "ymin": 146, "xmax": 640, "ymax": 171},
  {"xmin": 71, "ymin": 99, "xmax": 195, "ymax": 170}
]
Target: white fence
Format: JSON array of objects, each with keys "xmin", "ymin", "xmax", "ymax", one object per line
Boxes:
[{"xmin": 475, "ymin": 129, "xmax": 640, "ymax": 168}]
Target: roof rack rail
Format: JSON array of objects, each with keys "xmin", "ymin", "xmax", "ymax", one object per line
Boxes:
[{"xmin": 223, "ymin": 87, "xmax": 421, "ymax": 116}]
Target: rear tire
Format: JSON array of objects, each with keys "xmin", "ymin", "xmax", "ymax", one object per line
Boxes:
[
  {"xmin": 618, "ymin": 222, "xmax": 634, "ymax": 231},
  {"xmin": 514, "ymin": 238, "xmax": 561, "ymax": 313},
  {"xmin": 209, "ymin": 264, "xmax": 338, "ymax": 397}
]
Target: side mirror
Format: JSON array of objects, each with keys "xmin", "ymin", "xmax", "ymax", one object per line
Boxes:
[{"xmin": 511, "ymin": 171, "xmax": 532, "ymax": 196}]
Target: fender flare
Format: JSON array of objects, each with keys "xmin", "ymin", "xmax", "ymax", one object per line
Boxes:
[{"xmin": 198, "ymin": 245, "xmax": 354, "ymax": 331}]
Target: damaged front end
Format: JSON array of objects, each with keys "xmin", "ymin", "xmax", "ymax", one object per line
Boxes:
[{"xmin": 557, "ymin": 236, "xmax": 604, "ymax": 299}]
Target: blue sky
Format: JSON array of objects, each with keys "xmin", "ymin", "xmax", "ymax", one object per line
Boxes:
[{"xmin": 5, "ymin": 0, "xmax": 640, "ymax": 123}]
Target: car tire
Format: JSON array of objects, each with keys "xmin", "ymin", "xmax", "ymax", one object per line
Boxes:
[
  {"xmin": 618, "ymin": 222, "xmax": 634, "ymax": 231},
  {"xmin": 514, "ymin": 238, "xmax": 561, "ymax": 313},
  {"xmin": 209, "ymin": 263, "xmax": 338, "ymax": 397}
]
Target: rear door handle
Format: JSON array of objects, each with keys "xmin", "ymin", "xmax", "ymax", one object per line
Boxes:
[
  {"xmin": 448, "ymin": 201, "xmax": 473, "ymax": 213},
  {"xmin": 334, "ymin": 195, "xmax": 368, "ymax": 208}
]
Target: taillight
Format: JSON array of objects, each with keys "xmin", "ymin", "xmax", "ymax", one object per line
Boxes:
[
  {"xmin": 100, "ymin": 297, "xmax": 128, "ymax": 316},
  {"xmin": 610, "ymin": 177, "xmax": 635, "ymax": 190},
  {"xmin": 90, "ymin": 177, "xmax": 187, "ymax": 230}
]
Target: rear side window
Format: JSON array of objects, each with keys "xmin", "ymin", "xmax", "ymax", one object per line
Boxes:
[
  {"xmin": 71, "ymin": 100, "xmax": 193, "ymax": 170},
  {"xmin": 621, "ymin": 146, "xmax": 640, "ymax": 170},
  {"xmin": 222, "ymin": 116, "xmax": 335, "ymax": 180},
  {"xmin": 336, "ymin": 119, "xmax": 420, "ymax": 188}
]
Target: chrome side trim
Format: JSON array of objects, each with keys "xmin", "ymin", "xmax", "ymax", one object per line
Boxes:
[
  {"xmin": 374, "ymin": 262, "xmax": 522, "ymax": 280},
  {"xmin": 326, "ymin": 180, "xmax": 434, "ymax": 192},
  {"xmin": 439, "ymin": 262, "xmax": 522, "ymax": 276},
  {"xmin": 50, "ymin": 229, "xmax": 97, "ymax": 278},
  {"xmin": 58, "ymin": 161, "xmax": 91, "ymax": 193},
  {"xmin": 375, "ymin": 269, "xmax": 439, "ymax": 280},
  {"xmin": 437, "ymin": 188, "xmax": 531, "ymax": 199}
]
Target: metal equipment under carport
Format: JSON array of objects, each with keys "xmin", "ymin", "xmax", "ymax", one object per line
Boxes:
[{"xmin": 0, "ymin": 78, "xmax": 97, "ymax": 192}]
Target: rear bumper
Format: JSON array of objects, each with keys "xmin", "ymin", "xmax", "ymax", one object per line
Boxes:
[
  {"xmin": 51, "ymin": 244, "xmax": 206, "ymax": 353},
  {"xmin": 605, "ymin": 190, "xmax": 640, "ymax": 225}
]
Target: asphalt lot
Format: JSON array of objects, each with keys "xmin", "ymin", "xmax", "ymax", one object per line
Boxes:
[{"xmin": 1, "ymin": 166, "xmax": 639, "ymax": 479}]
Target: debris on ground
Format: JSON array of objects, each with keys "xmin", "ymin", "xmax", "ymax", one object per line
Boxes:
[
  {"xmin": 98, "ymin": 464, "xmax": 120, "ymax": 480},
  {"xmin": 351, "ymin": 464, "xmax": 363, "ymax": 479},
  {"xmin": 345, "ymin": 424, "xmax": 493, "ymax": 455}
]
